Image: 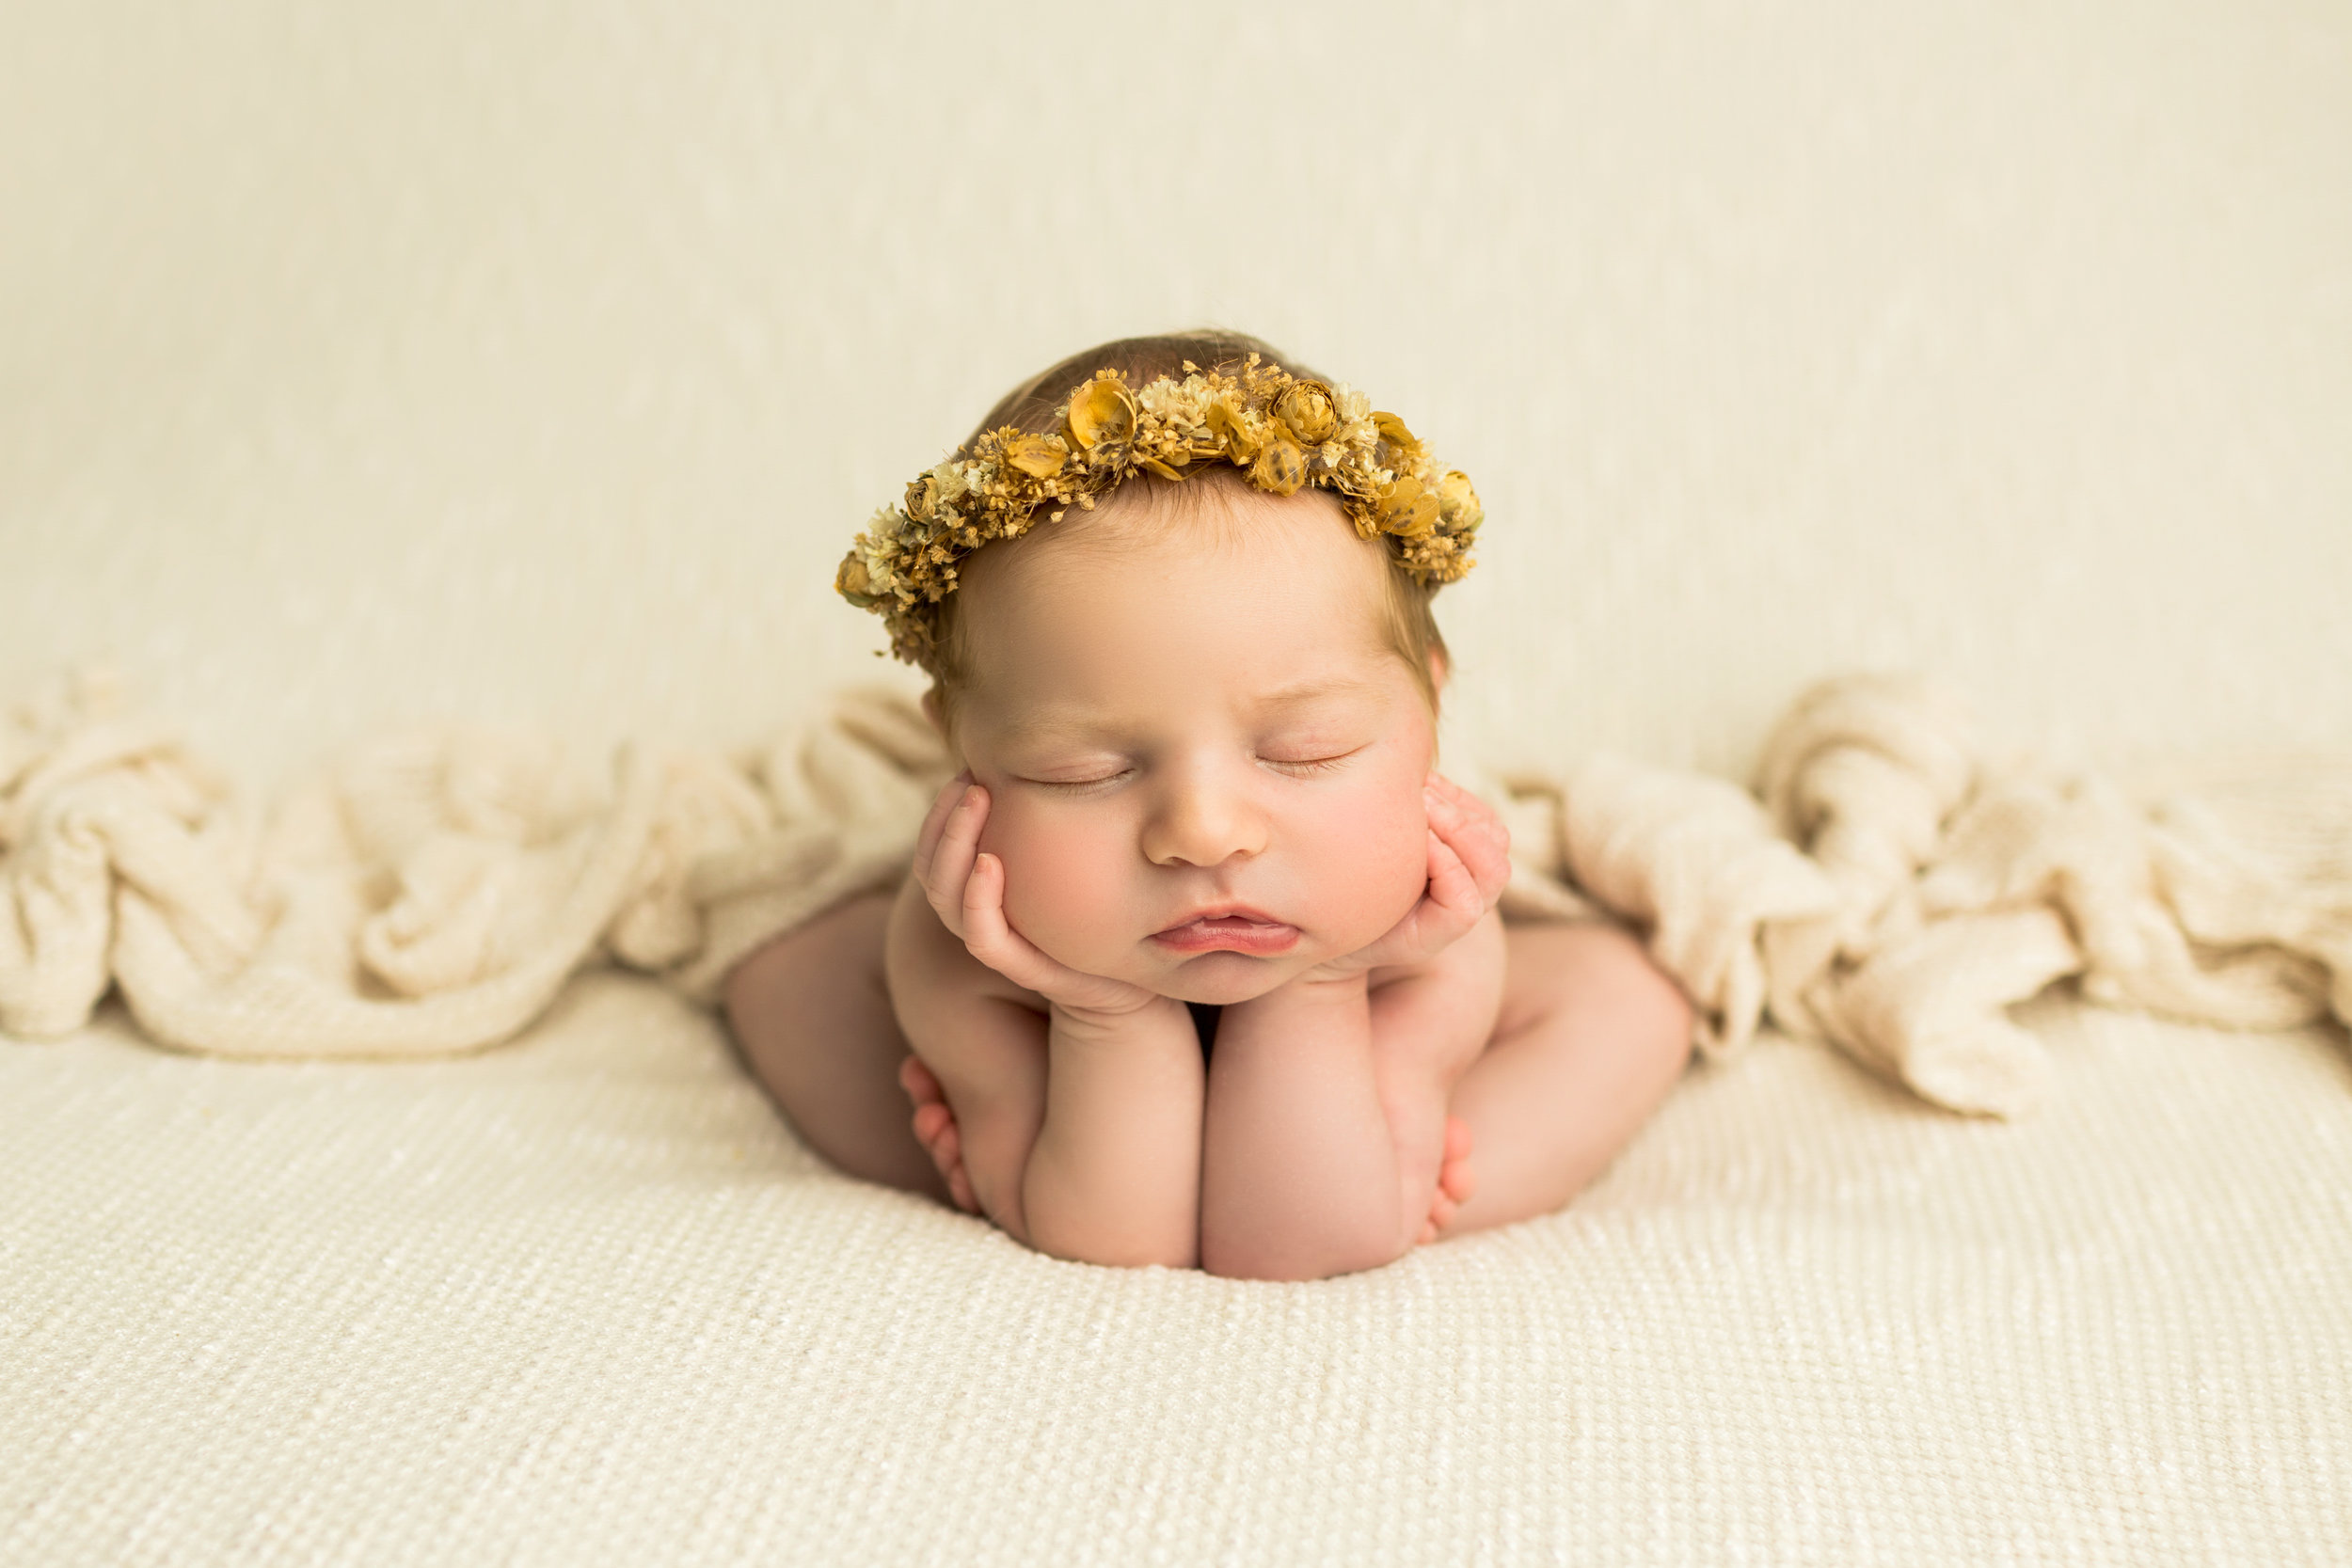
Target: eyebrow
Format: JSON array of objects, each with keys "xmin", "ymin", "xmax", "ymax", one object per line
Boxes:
[
  {"xmin": 989, "ymin": 710, "xmax": 1120, "ymax": 749},
  {"xmin": 989, "ymin": 675, "xmax": 1387, "ymax": 748},
  {"xmin": 1248, "ymin": 674, "xmax": 1387, "ymax": 710}
]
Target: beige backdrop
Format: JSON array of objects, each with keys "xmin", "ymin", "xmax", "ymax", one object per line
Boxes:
[
  {"xmin": 8, "ymin": 9, "xmax": 2352, "ymax": 1565},
  {"xmin": 6, "ymin": 2, "xmax": 2346, "ymax": 795}
]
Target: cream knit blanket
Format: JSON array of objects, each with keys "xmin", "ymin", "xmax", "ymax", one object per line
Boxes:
[{"xmin": 4, "ymin": 666, "xmax": 2346, "ymax": 1117}]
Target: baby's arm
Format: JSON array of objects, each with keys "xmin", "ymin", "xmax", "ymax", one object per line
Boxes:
[
  {"xmin": 887, "ymin": 779, "xmax": 1205, "ymax": 1269},
  {"xmin": 1200, "ymin": 779, "xmax": 1510, "ymax": 1280}
]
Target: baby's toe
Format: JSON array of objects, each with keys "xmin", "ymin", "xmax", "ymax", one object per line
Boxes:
[
  {"xmin": 1442, "ymin": 1116, "xmax": 1474, "ymax": 1163},
  {"xmin": 898, "ymin": 1055, "xmax": 946, "ymax": 1105},
  {"xmin": 929, "ymin": 1120, "xmax": 962, "ymax": 1173},
  {"xmin": 1438, "ymin": 1116, "xmax": 1478, "ymax": 1204},
  {"xmin": 1439, "ymin": 1161, "xmax": 1477, "ymax": 1206}
]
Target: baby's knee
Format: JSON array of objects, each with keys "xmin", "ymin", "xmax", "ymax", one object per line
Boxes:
[
  {"xmin": 1589, "ymin": 924, "xmax": 1694, "ymax": 1037},
  {"xmin": 723, "ymin": 892, "xmax": 894, "ymax": 1035},
  {"xmin": 1522, "ymin": 921, "xmax": 1697, "ymax": 1066}
]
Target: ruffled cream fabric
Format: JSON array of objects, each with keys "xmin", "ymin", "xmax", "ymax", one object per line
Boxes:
[{"xmin": 5, "ymin": 665, "xmax": 2346, "ymax": 1117}]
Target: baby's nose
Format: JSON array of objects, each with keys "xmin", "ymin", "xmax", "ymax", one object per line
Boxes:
[{"xmin": 1140, "ymin": 775, "xmax": 1267, "ymax": 868}]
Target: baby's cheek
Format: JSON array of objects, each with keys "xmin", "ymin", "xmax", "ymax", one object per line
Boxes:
[
  {"xmin": 983, "ymin": 805, "xmax": 1136, "ymax": 968},
  {"xmin": 1294, "ymin": 785, "xmax": 1430, "ymax": 945}
]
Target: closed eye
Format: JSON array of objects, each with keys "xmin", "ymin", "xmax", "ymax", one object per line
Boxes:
[
  {"xmin": 1020, "ymin": 768, "xmax": 1134, "ymax": 794},
  {"xmin": 1258, "ymin": 747, "xmax": 1364, "ymax": 778}
]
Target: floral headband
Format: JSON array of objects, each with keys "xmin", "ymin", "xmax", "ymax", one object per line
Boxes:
[{"xmin": 835, "ymin": 355, "xmax": 1482, "ymax": 668}]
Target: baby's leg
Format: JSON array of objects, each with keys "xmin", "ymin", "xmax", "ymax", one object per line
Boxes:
[
  {"xmin": 723, "ymin": 892, "xmax": 948, "ymax": 1203},
  {"xmin": 1437, "ymin": 921, "xmax": 1694, "ymax": 1238}
]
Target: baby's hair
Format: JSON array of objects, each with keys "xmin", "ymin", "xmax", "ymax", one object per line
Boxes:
[{"xmin": 928, "ymin": 331, "xmax": 1453, "ymax": 733}]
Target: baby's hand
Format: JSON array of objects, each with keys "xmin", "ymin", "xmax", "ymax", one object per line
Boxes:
[
  {"xmin": 1303, "ymin": 774, "xmax": 1511, "ymax": 982},
  {"xmin": 913, "ymin": 772, "xmax": 1165, "ymax": 1021}
]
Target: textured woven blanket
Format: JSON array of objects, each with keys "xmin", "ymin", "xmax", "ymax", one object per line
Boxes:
[{"xmin": 5, "ymin": 665, "xmax": 2345, "ymax": 1118}]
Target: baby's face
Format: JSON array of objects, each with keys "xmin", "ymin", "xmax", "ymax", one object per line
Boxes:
[{"xmin": 947, "ymin": 482, "xmax": 1437, "ymax": 1006}]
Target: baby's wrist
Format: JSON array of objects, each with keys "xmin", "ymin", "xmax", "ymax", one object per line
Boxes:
[
  {"xmin": 1047, "ymin": 992, "xmax": 1189, "ymax": 1047},
  {"xmin": 1235, "ymin": 966, "xmax": 1371, "ymax": 1015}
]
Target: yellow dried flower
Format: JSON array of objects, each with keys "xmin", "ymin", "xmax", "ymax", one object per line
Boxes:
[
  {"xmin": 839, "ymin": 357, "xmax": 1485, "ymax": 670},
  {"xmin": 1273, "ymin": 380, "xmax": 1339, "ymax": 445},
  {"xmin": 1378, "ymin": 476, "xmax": 1440, "ymax": 538},
  {"xmin": 1438, "ymin": 469, "xmax": 1481, "ymax": 531},
  {"xmin": 1206, "ymin": 398, "xmax": 1260, "ymax": 462},
  {"xmin": 1001, "ymin": 433, "xmax": 1067, "ymax": 478},
  {"xmin": 1373, "ymin": 412, "xmax": 1422, "ymax": 467},
  {"xmin": 1065, "ymin": 376, "xmax": 1137, "ymax": 450},
  {"xmin": 1249, "ymin": 438, "xmax": 1308, "ymax": 496},
  {"xmin": 835, "ymin": 551, "xmax": 874, "ymax": 604}
]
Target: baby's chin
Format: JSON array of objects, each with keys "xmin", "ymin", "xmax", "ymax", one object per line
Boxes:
[
  {"xmin": 1042, "ymin": 911, "xmax": 1414, "ymax": 1006},
  {"xmin": 1145, "ymin": 951, "xmax": 1319, "ymax": 1006},
  {"xmin": 1019, "ymin": 870, "xmax": 1430, "ymax": 1006}
]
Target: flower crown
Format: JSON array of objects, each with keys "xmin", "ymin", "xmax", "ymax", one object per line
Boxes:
[{"xmin": 835, "ymin": 355, "xmax": 1482, "ymax": 668}]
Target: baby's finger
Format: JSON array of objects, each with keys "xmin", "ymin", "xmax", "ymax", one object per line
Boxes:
[
  {"xmin": 1425, "ymin": 774, "xmax": 1508, "ymax": 847},
  {"xmin": 1420, "ymin": 779, "xmax": 1483, "ymax": 850},
  {"xmin": 912, "ymin": 771, "xmax": 973, "ymax": 883},
  {"xmin": 961, "ymin": 852, "xmax": 1064, "ymax": 994},
  {"xmin": 1454, "ymin": 818, "xmax": 1513, "ymax": 908},
  {"xmin": 920, "ymin": 783, "xmax": 991, "ymax": 931},
  {"xmin": 1423, "ymin": 771, "xmax": 1482, "ymax": 814},
  {"xmin": 1420, "ymin": 829, "xmax": 1485, "ymax": 938},
  {"xmin": 1425, "ymin": 782, "xmax": 1511, "ymax": 909}
]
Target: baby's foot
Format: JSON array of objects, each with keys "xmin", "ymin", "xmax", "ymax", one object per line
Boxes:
[
  {"xmin": 897, "ymin": 1055, "xmax": 979, "ymax": 1214},
  {"xmin": 1418, "ymin": 1116, "xmax": 1477, "ymax": 1244}
]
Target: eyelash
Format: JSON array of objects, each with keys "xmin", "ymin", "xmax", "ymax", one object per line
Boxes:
[
  {"xmin": 1028, "ymin": 771, "xmax": 1133, "ymax": 795},
  {"xmin": 1022, "ymin": 750, "xmax": 1357, "ymax": 793},
  {"xmin": 1261, "ymin": 752, "xmax": 1352, "ymax": 777}
]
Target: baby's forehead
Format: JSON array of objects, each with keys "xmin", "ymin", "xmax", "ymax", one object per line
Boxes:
[
  {"xmin": 946, "ymin": 475, "xmax": 1413, "ymax": 698},
  {"xmin": 1008, "ymin": 477, "xmax": 1379, "ymax": 588}
]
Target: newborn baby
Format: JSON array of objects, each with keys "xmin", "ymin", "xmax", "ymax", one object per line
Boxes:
[{"xmin": 726, "ymin": 332, "xmax": 1692, "ymax": 1280}]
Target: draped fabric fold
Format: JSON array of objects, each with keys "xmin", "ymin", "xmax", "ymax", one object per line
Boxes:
[{"xmin": 5, "ymin": 665, "xmax": 2346, "ymax": 1117}]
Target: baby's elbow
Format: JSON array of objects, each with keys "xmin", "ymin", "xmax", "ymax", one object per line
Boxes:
[
  {"xmin": 1026, "ymin": 1216, "xmax": 1198, "ymax": 1273},
  {"xmin": 1199, "ymin": 1221, "xmax": 1411, "ymax": 1283}
]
